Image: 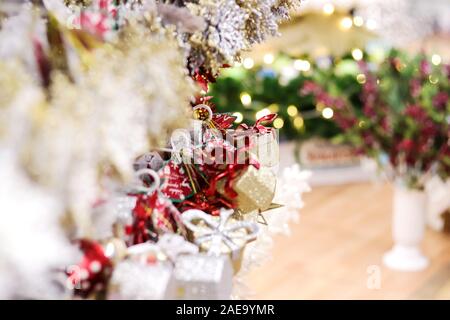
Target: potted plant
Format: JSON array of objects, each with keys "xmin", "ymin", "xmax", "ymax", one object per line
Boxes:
[{"xmin": 302, "ymin": 50, "xmax": 450, "ymax": 271}]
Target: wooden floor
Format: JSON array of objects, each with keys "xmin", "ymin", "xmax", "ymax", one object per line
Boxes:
[{"xmin": 246, "ymin": 182, "xmax": 450, "ymax": 299}]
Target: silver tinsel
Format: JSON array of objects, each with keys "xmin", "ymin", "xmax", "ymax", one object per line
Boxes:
[
  {"xmin": 271, "ymin": 0, "xmax": 301, "ymax": 20},
  {"xmin": 158, "ymin": 0, "xmax": 302, "ymax": 72},
  {"xmin": 238, "ymin": 0, "xmax": 279, "ymax": 45},
  {"xmin": 185, "ymin": 0, "xmax": 248, "ymax": 71},
  {"xmin": 56, "ymin": 0, "xmax": 301, "ymax": 71},
  {"xmin": 0, "ymin": 0, "xmax": 305, "ymax": 300}
]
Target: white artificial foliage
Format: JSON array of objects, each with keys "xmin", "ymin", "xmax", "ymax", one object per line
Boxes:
[
  {"xmin": 157, "ymin": 0, "xmax": 301, "ymax": 71},
  {"xmin": 0, "ymin": 0, "xmax": 304, "ymax": 299},
  {"xmin": 0, "ymin": 151, "xmax": 79, "ymax": 299},
  {"xmin": 186, "ymin": 0, "xmax": 248, "ymax": 70},
  {"xmin": 0, "ymin": 6, "xmax": 46, "ymax": 81},
  {"xmin": 240, "ymin": 0, "xmax": 279, "ymax": 45}
]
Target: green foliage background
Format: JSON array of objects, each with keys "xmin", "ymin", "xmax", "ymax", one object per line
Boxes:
[{"xmin": 209, "ymin": 51, "xmax": 371, "ymax": 141}]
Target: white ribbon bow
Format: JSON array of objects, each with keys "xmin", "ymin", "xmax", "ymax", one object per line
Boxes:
[{"xmin": 182, "ymin": 209, "xmax": 259, "ymax": 258}]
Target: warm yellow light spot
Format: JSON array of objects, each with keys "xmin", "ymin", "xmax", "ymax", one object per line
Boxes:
[
  {"xmin": 356, "ymin": 73, "xmax": 366, "ymax": 84},
  {"xmin": 358, "ymin": 120, "xmax": 366, "ymax": 128},
  {"xmin": 352, "ymin": 48, "xmax": 363, "ymax": 61},
  {"xmin": 316, "ymin": 101, "xmax": 325, "ymax": 112},
  {"xmin": 340, "ymin": 17, "xmax": 353, "ymax": 30},
  {"xmin": 322, "ymin": 3, "xmax": 335, "ymax": 15},
  {"xmin": 232, "ymin": 112, "xmax": 243, "ymax": 123},
  {"xmin": 322, "ymin": 107, "xmax": 334, "ymax": 119},
  {"xmin": 293, "ymin": 116, "xmax": 304, "ymax": 129},
  {"xmin": 273, "ymin": 118, "xmax": 284, "ymax": 129},
  {"xmin": 256, "ymin": 108, "xmax": 271, "ymax": 120},
  {"xmin": 240, "ymin": 92, "xmax": 252, "ymax": 106},
  {"xmin": 268, "ymin": 103, "xmax": 279, "ymax": 113},
  {"xmin": 353, "ymin": 16, "xmax": 364, "ymax": 27},
  {"xmin": 287, "ymin": 105, "xmax": 298, "ymax": 117},
  {"xmin": 243, "ymin": 57, "xmax": 254, "ymax": 69},
  {"xmin": 429, "ymin": 75, "xmax": 439, "ymax": 84},
  {"xmin": 294, "ymin": 59, "xmax": 311, "ymax": 71},
  {"xmin": 431, "ymin": 54, "xmax": 442, "ymax": 66},
  {"xmin": 263, "ymin": 53, "xmax": 275, "ymax": 65}
]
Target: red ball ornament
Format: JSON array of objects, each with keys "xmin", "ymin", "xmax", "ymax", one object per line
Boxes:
[{"xmin": 66, "ymin": 239, "xmax": 113, "ymax": 299}]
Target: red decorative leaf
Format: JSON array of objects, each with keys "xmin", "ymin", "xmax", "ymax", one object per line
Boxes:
[{"xmin": 212, "ymin": 113, "xmax": 237, "ymax": 130}]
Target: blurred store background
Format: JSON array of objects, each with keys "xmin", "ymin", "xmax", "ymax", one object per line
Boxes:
[{"xmin": 213, "ymin": 0, "xmax": 450, "ymax": 299}]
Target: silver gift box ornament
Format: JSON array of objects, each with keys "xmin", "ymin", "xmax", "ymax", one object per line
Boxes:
[
  {"xmin": 108, "ymin": 261, "xmax": 175, "ymax": 300},
  {"xmin": 169, "ymin": 254, "xmax": 233, "ymax": 300},
  {"xmin": 181, "ymin": 209, "xmax": 259, "ymax": 272}
]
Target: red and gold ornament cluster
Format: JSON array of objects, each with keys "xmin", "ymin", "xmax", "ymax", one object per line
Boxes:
[{"xmin": 67, "ymin": 65, "xmax": 279, "ymax": 298}]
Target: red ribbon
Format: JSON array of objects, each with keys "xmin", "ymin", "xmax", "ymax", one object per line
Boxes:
[
  {"xmin": 238, "ymin": 113, "xmax": 277, "ymax": 134},
  {"xmin": 205, "ymin": 164, "xmax": 243, "ymax": 198},
  {"xmin": 67, "ymin": 239, "xmax": 112, "ymax": 298},
  {"xmin": 129, "ymin": 193, "xmax": 159, "ymax": 245},
  {"xmin": 204, "ymin": 143, "xmax": 260, "ymax": 200},
  {"xmin": 177, "ymin": 142, "xmax": 259, "ymax": 215},
  {"xmin": 180, "ymin": 193, "xmax": 234, "ymax": 216},
  {"xmin": 176, "ymin": 112, "xmax": 269, "ymax": 215},
  {"xmin": 129, "ymin": 191, "xmax": 187, "ymax": 244}
]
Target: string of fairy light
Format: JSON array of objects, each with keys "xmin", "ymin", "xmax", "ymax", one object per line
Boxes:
[
  {"xmin": 228, "ymin": 2, "xmax": 445, "ymax": 132},
  {"xmin": 234, "ymin": 54, "xmax": 329, "ymax": 131}
]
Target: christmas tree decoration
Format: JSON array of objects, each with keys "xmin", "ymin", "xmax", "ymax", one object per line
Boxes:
[
  {"xmin": 170, "ymin": 254, "xmax": 234, "ymax": 300},
  {"xmin": 217, "ymin": 165, "xmax": 277, "ymax": 213},
  {"xmin": 235, "ymin": 113, "xmax": 280, "ymax": 168},
  {"xmin": 133, "ymin": 152, "xmax": 165, "ymax": 172},
  {"xmin": 102, "ymin": 237, "xmax": 128, "ymax": 265},
  {"xmin": 108, "ymin": 234, "xmax": 199, "ymax": 299},
  {"xmin": 67, "ymin": 239, "xmax": 114, "ymax": 299},
  {"xmin": 108, "ymin": 260, "xmax": 175, "ymax": 299},
  {"xmin": 185, "ymin": 0, "xmax": 248, "ymax": 73},
  {"xmin": 182, "ymin": 209, "xmax": 259, "ymax": 272},
  {"xmin": 125, "ymin": 169, "xmax": 187, "ymax": 245},
  {"xmin": 169, "ymin": 0, "xmax": 301, "ymax": 74},
  {"xmin": 156, "ymin": 233, "xmax": 200, "ymax": 262},
  {"xmin": 0, "ymin": 5, "xmax": 195, "ymax": 237},
  {"xmin": 159, "ymin": 161, "xmax": 195, "ymax": 202},
  {"xmin": 0, "ymin": 0, "xmax": 308, "ymax": 300},
  {"xmin": 0, "ymin": 152, "xmax": 79, "ymax": 299}
]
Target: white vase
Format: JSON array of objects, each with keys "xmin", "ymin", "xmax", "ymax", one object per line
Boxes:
[{"xmin": 383, "ymin": 184, "xmax": 429, "ymax": 271}]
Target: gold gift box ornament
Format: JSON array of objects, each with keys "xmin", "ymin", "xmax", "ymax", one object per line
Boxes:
[
  {"xmin": 217, "ymin": 165, "xmax": 277, "ymax": 214},
  {"xmin": 181, "ymin": 209, "xmax": 259, "ymax": 273}
]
